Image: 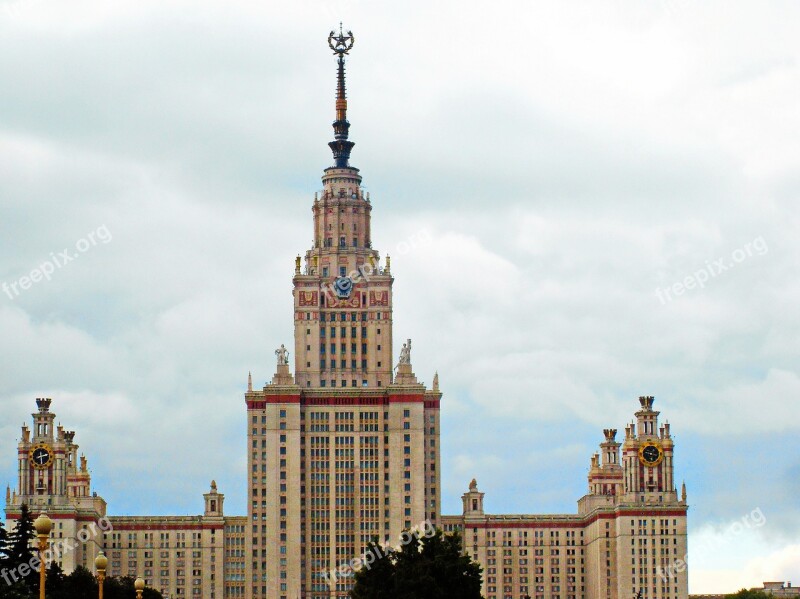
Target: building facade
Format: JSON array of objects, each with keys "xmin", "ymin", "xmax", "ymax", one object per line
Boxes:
[
  {"xmin": 5, "ymin": 27, "xmax": 688, "ymax": 599},
  {"xmin": 442, "ymin": 396, "xmax": 689, "ymax": 599},
  {"xmin": 4, "ymin": 399, "xmax": 247, "ymax": 599}
]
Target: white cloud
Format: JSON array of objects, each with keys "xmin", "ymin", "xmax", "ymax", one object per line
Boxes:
[{"xmin": 690, "ymin": 515, "xmax": 800, "ymax": 593}]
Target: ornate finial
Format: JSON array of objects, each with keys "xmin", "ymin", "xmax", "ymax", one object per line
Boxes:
[
  {"xmin": 295, "ymin": 255, "xmax": 301, "ymax": 275},
  {"xmin": 681, "ymin": 481, "xmax": 687, "ymax": 502},
  {"xmin": 328, "ymin": 23, "xmax": 355, "ymax": 56},
  {"xmin": 603, "ymin": 429, "xmax": 618, "ymax": 442},
  {"xmin": 433, "ymin": 371, "xmax": 439, "ymax": 391},
  {"xmin": 247, "ymin": 371, "xmax": 253, "ymax": 392},
  {"xmin": 385, "ymin": 254, "xmax": 391, "ymax": 273},
  {"xmin": 327, "ymin": 25, "xmax": 356, "ymax": 168},
  {"xmin": 469, "ymin": 478, "xmax": 478, "ymax": 491},
  {"xmin": 80, "ymin": 454, "xmax": 87, "ymax": 472},
  {"xmin": 6, "ymin": 485, "xmax": 10, "ymax": 504},
  {"xmin": 211, "ymin": 480, "xmax": 217, "ymax": 491}
]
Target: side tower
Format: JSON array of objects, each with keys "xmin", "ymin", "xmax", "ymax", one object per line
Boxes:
[
  {"xmin": 5, "ymin": 398, "xmax": 107, "ymax": 573},
  {"xmin": 245, "ymin": 27, "xmax": 442, "ymax": 599},
  {"xmin": 580, "ymin": 397, "xmax": 688, "ymax": 599}
]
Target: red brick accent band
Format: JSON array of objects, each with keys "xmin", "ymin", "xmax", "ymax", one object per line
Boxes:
[
  {"xmin": 460, "ymin": 509, "xmax": 688, "ymax": 530},
  {"xmin": 109, "ymin": 523, "xmax": 223, "ymax": 532},
  {"xmin": 247, "ymin": 394, "xmax": 439, "ymax": 409}
]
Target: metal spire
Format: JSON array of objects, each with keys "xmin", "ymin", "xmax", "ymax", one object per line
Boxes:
[{"xmin": 327, "ymin": 24, "xmax": 355, "ymax": 167}]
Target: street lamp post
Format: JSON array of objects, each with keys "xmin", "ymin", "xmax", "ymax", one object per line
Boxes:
[
  {"xmin": 95, "ymin": 551, "xmax": 108, "ymax": 599},
  {"xmin": 33, "ymin": 512, "xmax": 53, "ymax": 599},
  {"xmin": 134, "ymin": 576, "xmax": 145, "ymax": 599}
]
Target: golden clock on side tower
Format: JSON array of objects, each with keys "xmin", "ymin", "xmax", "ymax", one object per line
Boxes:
[
  {"xmin": 29, "ymin": 443, "xmax": 54, "ymax": 469},
  {"xmin": 638, "ymin": 440, "xmax": 664, "ymax": 468}
]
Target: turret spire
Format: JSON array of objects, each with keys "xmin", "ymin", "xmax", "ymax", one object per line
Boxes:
[{"xmin": 327, "ymin": 24, "xmax": 355, "ymax": 167}]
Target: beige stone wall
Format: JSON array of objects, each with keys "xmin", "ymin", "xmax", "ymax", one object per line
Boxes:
[
  {"xmin": 104, "ymin": 516, "xmax": 225, "ymax": 599},
  {"xmin": 224, "ymin": 516, "xmax": 247, "ymax": 597}
]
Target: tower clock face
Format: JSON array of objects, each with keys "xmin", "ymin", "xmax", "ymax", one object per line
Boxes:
[
  {"xmin": 30, "ymin": 444, "xmax": 54, "ymax": 469},
  {"xmin": 333, "ymin": 276, "xmax": 353, "ymax": 298},
  {"xmin": 638, "ymin": 440, "xmax": 664, "ymax": 467}
]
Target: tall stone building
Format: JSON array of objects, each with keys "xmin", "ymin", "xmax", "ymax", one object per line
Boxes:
[
  {"xmin": 244, "ymin": 26, "xmax": 442, "ymax": 599},
  {"xmin": 4, "ymin": 27, "xmax": 688, "ymax": 599}
]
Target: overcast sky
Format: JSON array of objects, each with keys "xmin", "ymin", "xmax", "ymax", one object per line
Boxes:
[{"xmin": 1, "ymin": 0, "xmax": 799, "ymax": 593}]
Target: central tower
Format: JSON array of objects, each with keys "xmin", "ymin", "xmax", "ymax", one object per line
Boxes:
[
  {"xmin": 292, "ymin": 25, "xmax": 393, "ymax": 389},
  {"xmin": 245, "ymin": 27, "xmax": 442, "ymax": 599}
]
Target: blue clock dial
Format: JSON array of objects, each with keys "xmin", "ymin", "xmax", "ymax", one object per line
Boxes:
[{"xmin": 334, "ymin": 276, "xmax": 353, "ymax": 298}]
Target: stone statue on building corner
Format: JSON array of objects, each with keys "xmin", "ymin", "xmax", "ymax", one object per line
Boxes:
[
  {"xmin": 275, "ymin": 344, "xmax": 290, "ymax": 366},
  {"xmin": 398, "ymin": 338, "xmax": 411, "ymax": 366}
]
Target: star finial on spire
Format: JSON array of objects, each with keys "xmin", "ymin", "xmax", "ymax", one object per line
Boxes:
[{"xmin": 327, "ymin": 26, "xmax": 356, "ymax": 167}]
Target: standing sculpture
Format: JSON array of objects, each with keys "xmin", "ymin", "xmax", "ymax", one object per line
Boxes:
[
  {"xmin": 275, "ymin": 344, "xmax": 290, "ymax": 366},
  {"xmin": 398, "ymin": 339, "xmax": 412, "ymax": 365}
]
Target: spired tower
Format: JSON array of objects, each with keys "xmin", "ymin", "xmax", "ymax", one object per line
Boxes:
[
  {"xmin": 292, "ymin": 25, "xmax": 392, "ymax": 390},
  {"xmin": 5, "ymin": 398, "xmax": 107, "ymax": 573},
  {"xmin": 245, "ymin": 27, "xmax": 442, "ymax": 599}
]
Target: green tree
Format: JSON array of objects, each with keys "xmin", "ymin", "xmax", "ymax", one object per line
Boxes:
[
  {"xmin": 44, "ymin": 562, "xmax": 66, "ymax": 599},
  {"xmin": 5, "ymin": 505, "xmax": 37, "ymax": 591},
  {"xmin": 0, "ymin": 518, "xmax": 9, "ymax": 568},
  {"xmin": 105, "ymin": 576, "xmax": 162, "ymax": 599},
  {"xmin": 350, "ymin": 528, "xmax": 483, "ymax": 599},
  {"xmin": 0, "ymin": 580, "xmax": 33, "ymax": 599},
  {"xmin": 59, "ymin": 566, "xmax": 97, "ymax": 599},
  {"xmin": 728, "ymin": 590, "xmax": 772, "ymax": 599}
]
